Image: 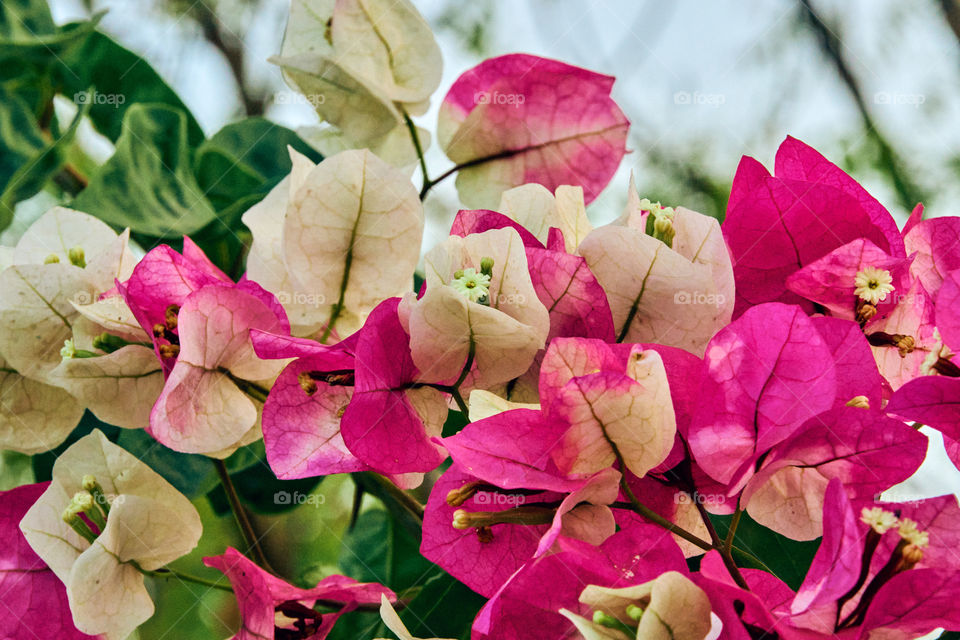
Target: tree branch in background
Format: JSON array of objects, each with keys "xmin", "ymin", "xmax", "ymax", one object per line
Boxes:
[
  {"xmin": 798, "ymin": 0, "xmax": 927, "ymax": 211},
  {"xmin": 939, "ymin": 0, "xmax": 960, "ymax": 48},
  {"xmin": 183, "ymin": 1, "xmax": 266, "ymax": 116}
]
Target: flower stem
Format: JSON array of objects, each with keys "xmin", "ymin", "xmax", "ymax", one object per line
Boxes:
[
  {"xmin": 144, "ymin": 567, "xmax": 233, "ymax": 592},
  {"xmin": 691, "ymin": 495, "xmax": 750, "ymax": 590},
  {"xmin": 618, "ymin": 475, "xmax": 713, "ymax": 552},
  {"xmin": 725, "ymin": 507, "xmax": 742, "ymax": 553},
  {"xmin": 213, "ymin": 459, "xmax": 275, "ymax": 573},
  {"xmin": 402, "ymin": 108, "xmax": 431, "ymax": 197},
  {"xmin": 361, "ymin": 472, "xmax": 425, "ymax": 522}
]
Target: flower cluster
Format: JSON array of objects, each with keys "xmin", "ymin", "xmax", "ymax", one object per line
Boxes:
[{"xmin": 2, "ymin": 0, "xmax": 960, "ymax": 639}]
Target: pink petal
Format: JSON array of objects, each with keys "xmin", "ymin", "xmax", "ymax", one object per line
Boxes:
[
  {"xmin": 438, "ymin": 54, "xmax": 628, "ymax": 208},
  {"xmin": 742, "ymin": 407, "xmax": 926, "ymax": 540},
  {"xmin": 1, "ymin": 483, "xmax": 95, "ymax": 640},
  {"xmin": 203, "ymin": 547, "xmax": 393, "ymax": 640},
  {"xmin": 441, "ymin": 408, "xmax": 577, "ymax": 492},
  {"xmin": 449, "ymin": 209, "xmax": 545, "ymax": 249},
  {"xmin": 791, "ymin": 479, "xmax": 863, "ymax": 614},
  {"xmin": 774, "ymin": 136, "xmax": 904, "ymax": 257},
  {"xmin": 420, "ymin": 465, "xmax": 551, "ymax": 598},
  {"xmin": 688, "ymin": 303, "xmax": 837, "ymax": 485},
  {"xmin": 785, "ymin": 238, "xmax": 911, "ymax": 321},
  {"xmin": 341, "ymin": 299, "xmax": 447, "ymax": 473},
  {"xmin": 887, "ymin": 375, "xmax": 960, "ymax": 437},
  {"xmin": 526, "ymin": 246, "xmax": 615, "ymax": 342},
  {"xmin": 904, "ymin": 216, "xmax": 960, "ymax": 296},
  {"xmin": 811, "ymin": 316, "xmax": 885, "ymax": 409}
]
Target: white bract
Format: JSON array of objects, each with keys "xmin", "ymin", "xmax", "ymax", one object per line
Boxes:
[{"xmin": 19, "ymin": 430, "xmax": 202, "ymax": 639}]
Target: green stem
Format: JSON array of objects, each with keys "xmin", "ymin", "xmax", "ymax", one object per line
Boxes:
[
  {"xmin": 144, "ymin": 567, "xmax": 233, "ymax": 592},
  {"xmin": 220, "ymin": 369, "xmax": 270, "ymax": 403},
  {"xmin": 692, "ymin": 496, "xmax": 750, "ymax": 590},
  {"xmin": 619, "ymin": 476, "xmax": 712, "ymax": 552},
  {"xmin": 363, "ymin": 472, "xmax": 425, "ymax": 521},
  {"xmin": 402, "ymin": 109, "xmax": 431, "ymax": 195},
  {"xmin": 725, "ymin": 507, "xmax": 743, "ymax": 553},
  {"xmin": 213, "ymin": 459, "xmax": 275, "ymax": 572}
]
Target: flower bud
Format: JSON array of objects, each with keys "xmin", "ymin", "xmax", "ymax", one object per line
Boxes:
[
  {"xmin": 44, "ymin": 254, "xmax": 60, "ymax": 264},
  {"xmin": 67, "ymin": 246, "xmax": 86, "ymax": 268}
]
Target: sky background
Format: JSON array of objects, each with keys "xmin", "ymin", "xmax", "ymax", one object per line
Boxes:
[{"xmin": 42, "ymin": 0, "xmax": 960, "ymax": 498}]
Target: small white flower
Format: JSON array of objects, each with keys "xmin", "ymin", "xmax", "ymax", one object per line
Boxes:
[
  {"xmin": 60, "ymin": 339, "xmax": 76, "ymax": 360},
  {"xmin": 897, "ymin": 517, "xmax": 930, "ymax": 548},
  {"xmin": 861, "ymin": 506, "xmax": 898, "ymax": 534},
  {"xmin": 451, "ymin": 267, "xmax": 492, "ymax": 303},
  {"xmin": 854, "ymin": 266, "xmax": 895, "ymax": 304}
]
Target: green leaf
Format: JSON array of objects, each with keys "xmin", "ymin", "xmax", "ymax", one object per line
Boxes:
[
  {"xmin": 0, "ymin": 85, "xmax": 45, "ymax": 230},
  {"xmin": 31, "ymin": 411, "xmax": 120, "ymax": 481},
  {"xmin": 55, "ymin": 30, "xmax": 203, "ymax": 145},
  {"xmin": 194, "ymin": 116, "xmax": 321, "ymax": 210},
  {"xmin": 71, "ymin": 103, "xmax": 218, "ymax": 237},
  {"xmin": 0, "ymin": 89, "xmax": 88, "ymax": 228},
  {"xmin": 206, "ymin": 457, "xmax": 324, "ymax": 516},
  {"xmin": 0, "ymin": 1, "xmax": 98, "ymax": 61},
  {"xmin": 709, "ymin": 511, "xmax": 820, "ymax": 591},
  {"xmin": 115, "ymin": 428, "xmax": 219, "ymax": 498},
  {"xmin": 188, "ymin": 117, "xmax": 322, "ymax": 273}
]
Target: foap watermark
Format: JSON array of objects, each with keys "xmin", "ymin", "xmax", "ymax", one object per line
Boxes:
[
  {"xmin": 674, "ymin": 291, "xmax": 727, "ymax": 307},
  {"xmin": 674, "ymin": 491, "xmax": 726, "ymax": 507},
  {"xmin": 673, "ymin": 91, "xmax": 726, "ymax": 107},
  {"xmin": 273, "ymin": 91, "xmax": 326, "ymax": 108},
  {"xmin": 474, "ymin": 91, "xmax": 525, "ymax": 107},
  {"xmin": 473, "ymin": 491, "xmax": 527, "ymax": 506},
  {"xmin": 275, "ymin": 291, "xmax": 327, "ymax": 307},
  {"xmin": 874, "ymin": 91, "xmax": 925, "ymax": 108},
  {"xmin": 274, "ymin": 490, "xmax": 326, "ymax": 507},
  {"xmin": 74, "ymin": 90, "xmax": 125, "ymax": 108}
]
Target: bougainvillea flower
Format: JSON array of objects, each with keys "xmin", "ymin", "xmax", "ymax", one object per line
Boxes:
[
  {"xmin": 243, "ymin": 148, "xmax": 425, "ymax": 339},
  {"xmin": 579, "ymin": 183, "xmax": 734, "ymax": 355},
  {"xmin": 1, "ymin": 482, "xmax": 95, "ymax": 639},
  {"xmin": 723, "ymin": 137, "xmax": 902, "ymax": 316},
  {"xmin": 204, "ymin": 547, "xmax": 394, "ymax": 640},
  {"xmin": 496, "ymin": 183, "xmax": 593, "ymax": 253},
  {"xmin": 449, "ymin": 207, "xmax": 615, "ymax": 343},
  {"xmin": 711, "ymin": 479, "xmax": 960, "ymax": 640},
  {"xmin": 541, "ymin": 338, "xmax": 676, "ymax": 478},
  {"xmin": 271, "ymin": 0, "xmax": 441, "ymax": 166},
  {"xmin": 688, "ymin": 303, "xmax": 837, "ymax": 486},
  {"xmin": 739, "ymin": 406, "xmax": 927, "ymax": 540},
  {"xmin": 935, "ymin": 268, "xmax": 960, "ymax": 352},
  {"xmin": 20, "ymin": 430, "xmax": 202, "ymax": 639},
  {"xmin": 120, "ymin": 238, "xmax": 231, "ymax": 375},
  {"xmin": 401, "ymin": 227, "xmax": 549, "ymax": 391},
  {"xmin": 149, "ymin": 283, "xmax": 289, "ymax": 456},
  {"xmin": 341, "ymin": 298, "xmax": 448, "ymax": 474},
  {"xmin": 437, "ymin": 53, "xmax": 629, "ymax": 208},
  {"xmin": 0, "ymin": 207, "xmax": 137, "ymax": 452},
  {"xmin": 252, "ymin": 329, "xmax": 364, "ymax": 479},
  {"xmin": 472, "ymin": 527, "xmax": 687, "ymax": 640},
  {"xmin": 254, "ymin": 298, "xmax": 445, "ymax": 478},
  {"xmin": 785, "ymin": 238, "xmax": 912, "ymax": 323},
  {"xmin": 560, "ymin": 571, "xmax": 713, "ymax": 640},
  {"xmin": 422, "ymin": 406, "xmax": 614, "ymax": 596}
]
